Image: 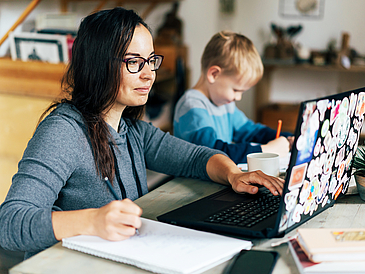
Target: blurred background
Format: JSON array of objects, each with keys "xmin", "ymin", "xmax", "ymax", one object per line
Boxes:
[{"xmin": 0, "ymin": 0, "xmax": 365, "ymax": 217}]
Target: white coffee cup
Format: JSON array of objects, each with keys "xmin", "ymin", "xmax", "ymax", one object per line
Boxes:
[{"xmin": 247, "ymin": 152, "xmax": 280, "ymax": 177}]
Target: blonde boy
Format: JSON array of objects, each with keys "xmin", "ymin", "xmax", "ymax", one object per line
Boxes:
[{"xmin": 173, "ymin": 31, "xmax": 292, "ymax": 163}]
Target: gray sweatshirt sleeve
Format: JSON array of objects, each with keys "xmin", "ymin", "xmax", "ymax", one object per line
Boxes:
[
  {"xmin": 0, "ymin": 116, "xmax": 225, "ymax": 255},
  {"xmin": 138, "ymin": 121, "xmax": 226, "ymax": 181},
  {"xmin": 0, "ymin": 116, "xmax": 81, "ymax": 253}
]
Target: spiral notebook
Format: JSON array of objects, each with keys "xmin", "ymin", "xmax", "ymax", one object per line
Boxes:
[{"xmin": 62, "ymin": 218, "xmax": 252, "ymax": 274}]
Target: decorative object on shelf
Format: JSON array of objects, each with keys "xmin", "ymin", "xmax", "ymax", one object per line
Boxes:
[
  {"xmin": 9, "ymin": 32, "xmax": 69, "ymax": 63},
  {"xmin": 219, "ymin": 0, "xmax": 235, "ymax": 14},
  {"xmin": 295, "ymin": 44, "xmax": 311, "ymax": 63},
  {"xmin": 310, "ymin": 50, "xmax": 327, "ymax": 66},
  {"xmin": 337, "ymin": 32, "xmax": 351, "ymax": 69},
  {"xmin": 326, "ymin": 32, "xmax": 365, "ymax": 68},
  {"xmin": 151, "ymin": 2, "xmax": 188, "ymax": 133},
  {"xmin": 279, "ymin": 0, "xmax": 325, "ymax": 19},
  {"xmin": 326, "ymin": 38, "xmax": 338, "ymax": 66},
  {"xmin": 35, "ymin": 13, "xmax": 78, "ymax": 32},
  {"xmin": 154, "ymin": 2, "xmax": 182, "ymax": 46},
  {"xmin": 352, "ymin": 146, "xmax": 365, "ymax": 201},
  {"xmin": 263, "ymin": 23, "xmax": 302, "ymax": 62}
]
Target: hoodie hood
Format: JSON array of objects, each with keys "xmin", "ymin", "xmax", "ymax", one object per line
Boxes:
[{"xmin": 51, "ymin": 103, "xmax": 127, "ymax": 145}]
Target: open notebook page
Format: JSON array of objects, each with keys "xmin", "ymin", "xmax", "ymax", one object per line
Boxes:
[{"xmin": 62, "ymin": 218, "xmax": 252, "ymax": 274}]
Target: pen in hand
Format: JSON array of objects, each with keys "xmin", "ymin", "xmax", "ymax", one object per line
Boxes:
[
  {"xmin": 104, "ymin": 177, "xmax": 140, "ymax": 236},
  {"xmin": 276, "ymin": 120, "xmax": 282, "ymax": 139},
  {"xmin": 104, "ymin": 177, "xmax": 120, "ymax": 200}
]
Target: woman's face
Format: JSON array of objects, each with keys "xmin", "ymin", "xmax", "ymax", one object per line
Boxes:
[{"xmin": 115, "ymin": 25, "xmax": 156, "ymax": 113}]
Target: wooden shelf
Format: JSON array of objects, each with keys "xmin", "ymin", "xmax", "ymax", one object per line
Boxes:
[
  {"xmin": 0, "ymin": 58, "xmax": 175, "ymax": 99},
  {"xmin": 263, "ymin": 63, "xmax": 365, "ymax": 73},
  {"xmin": 0, "ymin": 58, "xmax": 66, "ymax": 99}
]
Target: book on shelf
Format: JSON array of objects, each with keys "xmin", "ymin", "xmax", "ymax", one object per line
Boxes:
[
  {"xmin": 297, "ymin": 228, "xmax": 365, "ymax": 263},
  {"xmin": 62, "ymin": 217, "xmax": 252, "ymax": 274},
  {"xmin": 288, "ymin": 238, "xmax": 365, "ymax": 274}
]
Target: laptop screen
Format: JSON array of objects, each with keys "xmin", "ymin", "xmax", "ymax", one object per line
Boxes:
[{"xmin": 278, "ymin": 88, "xmax": 365, "ymax": 233}]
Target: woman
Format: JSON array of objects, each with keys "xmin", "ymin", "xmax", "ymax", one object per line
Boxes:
[{"xmin": 0, "ymin": 7, "xmax": 283, "ymax": 259}]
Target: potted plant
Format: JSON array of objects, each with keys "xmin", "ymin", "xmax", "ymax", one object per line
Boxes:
[{"xmin": 351, "ymin": 146, "xmax": 365, "ymax": 201}]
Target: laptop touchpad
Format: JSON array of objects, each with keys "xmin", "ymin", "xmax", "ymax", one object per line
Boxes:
[{"xmin": 213, "ymin": 192, "xmax": 246, "ymax": 202}]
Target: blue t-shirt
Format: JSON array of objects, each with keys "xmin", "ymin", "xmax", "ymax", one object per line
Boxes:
[{"xmin": 173, "ymin": 89, "xmax": 288, "ymax": 163}]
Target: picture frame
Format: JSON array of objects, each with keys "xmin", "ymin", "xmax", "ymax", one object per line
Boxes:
[
  {"xmin": 9, "ymin": 32, "xmax": 69, "ymax": 63},
  {"xmin": 279, "ymin": 0, "xmax": 325, "ymax": 20}
]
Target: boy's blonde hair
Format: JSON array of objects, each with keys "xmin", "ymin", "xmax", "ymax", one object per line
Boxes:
[{"xmin": 201, "ymin": 31, "xmax": 263, "ymax": 86}]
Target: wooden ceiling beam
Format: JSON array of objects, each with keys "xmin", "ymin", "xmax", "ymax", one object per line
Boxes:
[{"xmin": 0, "ymin": 0, "xmax": 42, "ymax": 46}]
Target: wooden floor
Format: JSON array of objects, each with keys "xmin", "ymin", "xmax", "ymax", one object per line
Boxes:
[{"xmin": 0, "ymin": 246, "xmax": 24, "ymax": 274}]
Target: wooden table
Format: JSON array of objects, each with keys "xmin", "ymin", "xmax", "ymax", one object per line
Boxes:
[{"xmin": 9, "ymin": 177, "xmax": 365, "ymax": 274}]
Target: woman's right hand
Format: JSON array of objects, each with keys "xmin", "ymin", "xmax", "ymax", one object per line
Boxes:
[
  {"xmin": 52, "ymin": 198, "xmax": 142, "ymax": 241},
  {"xmin": 91, "ymin": 199, "xmax": 142, "ymax": 241}
]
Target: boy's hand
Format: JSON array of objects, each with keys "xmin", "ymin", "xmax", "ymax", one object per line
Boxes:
[
  {"xmin": 287, "ymin": 136, "xmax": 295, "ymax": 151},
  {"xmin": 261, "ymin": 136, "xmax": 290, "ymax": 157},
  {"xmin": 228, "ymin": 170, "xmax": 284, "ymax": 196}
]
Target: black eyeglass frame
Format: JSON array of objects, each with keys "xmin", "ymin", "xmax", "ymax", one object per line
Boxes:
[{"xmin": 122, "ymin": 55, "xmax": 164, "ymax": 74}]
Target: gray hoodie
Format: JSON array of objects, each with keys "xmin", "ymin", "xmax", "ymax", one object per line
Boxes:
[{"xmin": 0, "ymin": 103, "xmax": 222, "ymax": 258}]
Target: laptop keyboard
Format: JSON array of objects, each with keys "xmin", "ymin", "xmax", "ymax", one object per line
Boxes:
[{"xmin": 204, "ymin": 190, "xmax": 281, "ymax": 228}]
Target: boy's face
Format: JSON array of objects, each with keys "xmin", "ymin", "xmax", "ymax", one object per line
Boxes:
[{"xmin": 208, "ymin": 72, "xmax": 252, "ymax": 106}]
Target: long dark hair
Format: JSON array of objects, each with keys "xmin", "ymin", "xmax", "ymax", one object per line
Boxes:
[{"xmin": 42, "ymin": 7, "xmax": 150, "ymax": 183}]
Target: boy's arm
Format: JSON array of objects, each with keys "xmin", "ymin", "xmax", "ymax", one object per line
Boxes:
[
  {"xmin": 248, "ymin": 127, "xmax": 293, "ymax": 144},
  {"xmin": 232, "ymin": 107, "xmax": 293, "ymax": 144},
  {"xmin": 174, "ymin": 106, "xmax": 269, "ymax": 164},
  {"xmin": 174, "ymin": 107, "xmax": 219, "ymax": 148},
  {"xmin": 176, "ymin": 119, "xmax": 266, "ymax": 164}
]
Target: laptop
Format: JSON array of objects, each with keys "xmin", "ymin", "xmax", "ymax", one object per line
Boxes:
[{"xmin": 157, "ymin": 87, "xmax": 365, "ymax": 238}]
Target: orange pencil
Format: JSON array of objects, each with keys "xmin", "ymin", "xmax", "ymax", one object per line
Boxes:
[{"xmin": 276, "ymin": 120, "xmax": 282, "ymax": 139}]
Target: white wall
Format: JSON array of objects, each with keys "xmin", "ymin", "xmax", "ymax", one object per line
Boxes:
[{"xmin": 1, "ymin": 0, "xmax": 365, "ymax": 119}]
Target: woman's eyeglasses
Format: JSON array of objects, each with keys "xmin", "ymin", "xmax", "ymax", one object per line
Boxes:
[{"xmin": 122, "ymin": 55, "xmax": 164, "ymax": 73}]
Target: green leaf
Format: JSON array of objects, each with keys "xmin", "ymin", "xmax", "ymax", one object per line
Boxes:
[{"xmin": 352, "ymin": 147, "xmax": 365, "ymax": 177}]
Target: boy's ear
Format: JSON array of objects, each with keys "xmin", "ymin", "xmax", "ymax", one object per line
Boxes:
[{"xmin": 206, "ymin": 66, "xmax": 222, "ymax": 84}]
